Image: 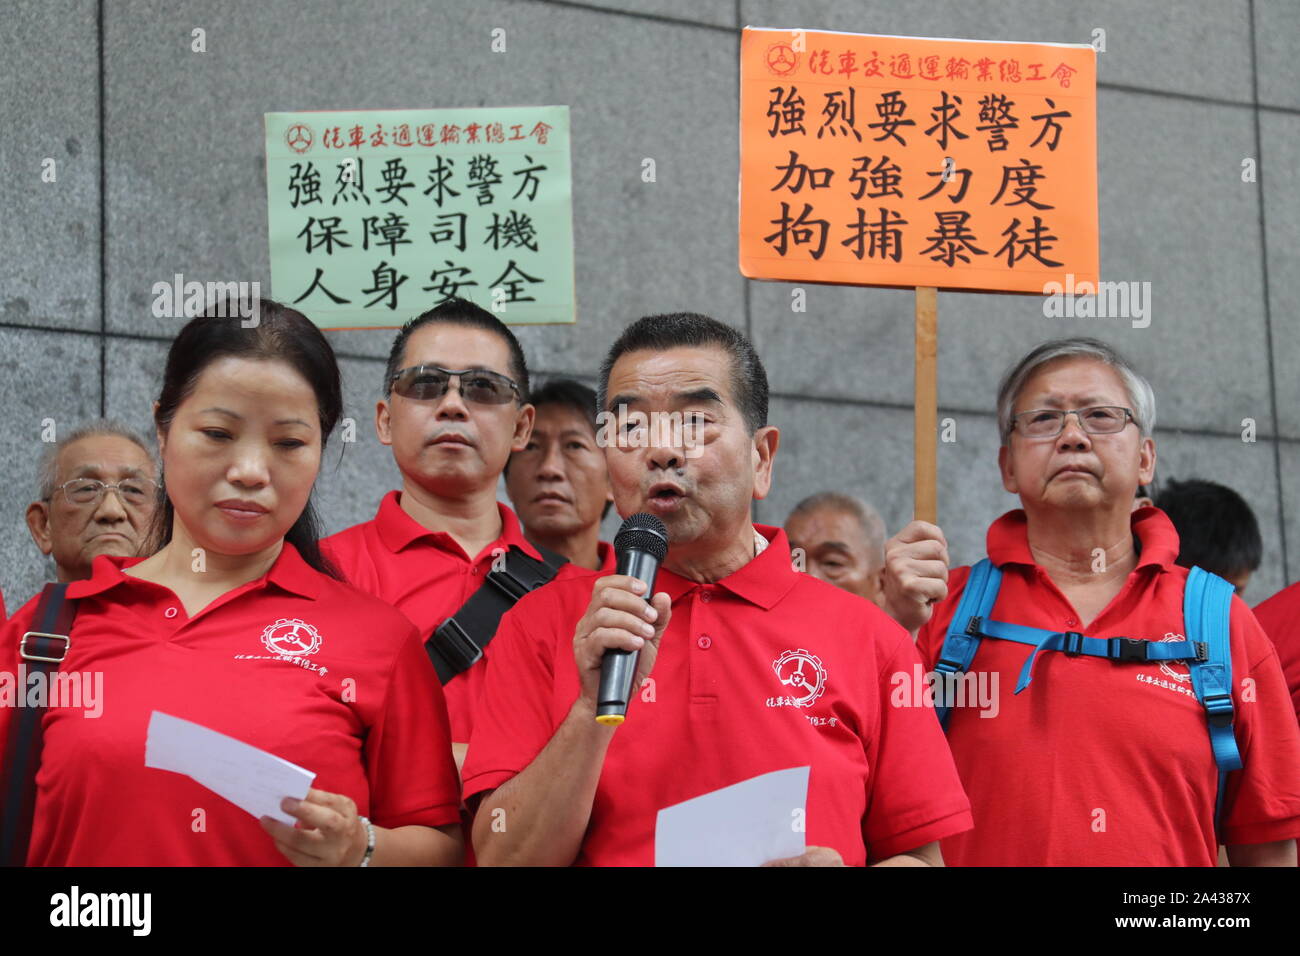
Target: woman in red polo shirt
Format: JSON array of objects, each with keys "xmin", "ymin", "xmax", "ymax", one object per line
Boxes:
[{"xmin": 0, "ymin": 300, "xmax": 463, "ymax": 866}]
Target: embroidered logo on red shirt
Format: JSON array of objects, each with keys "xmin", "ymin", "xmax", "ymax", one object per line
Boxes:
[
  {"xmin": 771, "ymin": 648, "xmax": 827, "ymax": 707},
  {"xmin": 260, "ymin": 618, "xmax": 323, "ymax": 658},
  {"xmin": 1132, "ymin": 632, "xmax": 1195, "ymax": 700},
  {"xmin": 1157, "ymin": 632, "xmax": 1192, "ymax": 684}
]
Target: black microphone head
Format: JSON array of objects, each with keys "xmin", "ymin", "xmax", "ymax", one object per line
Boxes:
[{"xmin": 614, "ymin": 512, "xmax": 669, "ymax": 562}]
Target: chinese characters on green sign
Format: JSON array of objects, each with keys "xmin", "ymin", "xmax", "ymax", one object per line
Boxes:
[{"xmin": 265, "ymin": 106, "xmax": 575, "ymax": 327}]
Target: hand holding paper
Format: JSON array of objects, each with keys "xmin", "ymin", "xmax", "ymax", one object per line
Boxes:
[{"xmin": 144, "ymin": 711, "xmax": 315, "ymax": 825}]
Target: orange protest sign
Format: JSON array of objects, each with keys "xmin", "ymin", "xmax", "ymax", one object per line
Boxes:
[{"xmin": 740, "ymin": 27, "xmax": 1098, "ymax": 293}]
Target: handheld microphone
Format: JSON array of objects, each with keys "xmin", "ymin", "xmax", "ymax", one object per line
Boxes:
[{"xmin": 595, "ymin": 512, "xmax": 669, "ymax": 726}]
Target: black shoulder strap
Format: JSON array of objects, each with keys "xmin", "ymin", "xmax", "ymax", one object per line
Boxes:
[
  {"xmin": 426, "ymin": 545, "xmax": 568, "ymax": 685},
  {"xmin": 2, "ymin": 582, "xmax": 78, "ymax": 867},
  {"xmin": 530, "ymin": 540, "xmax": 570, "ymax": 572}
]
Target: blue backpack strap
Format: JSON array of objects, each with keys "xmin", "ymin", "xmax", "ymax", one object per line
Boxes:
[
  {"xmin": 933, "ymin": 559, "xmax": 1002, "ymax": 727},
  {"xmin": 985, "ymin": 624, "xmax": 1197, "ymax": 694},
  {"xmin": 1183, "ymin": 566, "xmax": 1241, "ymax": 836},
  {"xmin": 932, "ymin": 559, "xmax": 1241, "ymax": 839}
]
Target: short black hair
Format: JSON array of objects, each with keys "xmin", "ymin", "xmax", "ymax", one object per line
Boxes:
[
  {"xmin": 507, "ymin": 377, "xmax": 611, "ymax": 520},
  {"xmin": 530, "ymin": 378, "xmax": 599, "ymax": 433},
  {"xmin": 597, "ymin": 312, "xmax": 768, "ymax": 434},
  {"xmin": 1155, "ymin": 478, "xmax": 1263, "ymax": 577},
  {"xmin": 383, "ymin": 297, "xmax": 530, "ymax": 400}
]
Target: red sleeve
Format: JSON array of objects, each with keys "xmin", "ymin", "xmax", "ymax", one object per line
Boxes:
[
  {"xmin": 1252, "ymin": 585, "xmax": 1300, "ymax": 724},
  {"xmin": 1219, "ymin": 599, "xmax": 1300, "ymax": 846},
  {"xmin": 363, "ymin": 623, "xmax": 463, "ymax": 830},
  {"xmin": 862, "ymin": 622, "xmax": 973, "ymax": 860},
  {"xmin": 461, "ymin": 586, "xmax": 563, "ymax": 804},
  {"xmin": 321, "ymin": 529, "xmax": 378, "ymax": 592}
]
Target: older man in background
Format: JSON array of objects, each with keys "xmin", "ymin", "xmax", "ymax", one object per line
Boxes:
[
  {"xmin": 785, "ymin": 491, "xmax": 887, "ymax": 607},
  {"xmin": 24, "ymin": 419, "xmax": 157, "ymax": 587},
  {"xmin": 505, "ymin": 378, "xmax": 616, "ymax": 573}
]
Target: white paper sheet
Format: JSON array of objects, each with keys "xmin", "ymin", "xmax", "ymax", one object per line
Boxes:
[
  {"xmin": 144, "ymin": 711, "xmax": 316, "ymax": 825},
  {"xmin": 655, "ymin": 766, "xmax": 809, "ymax": 867}
]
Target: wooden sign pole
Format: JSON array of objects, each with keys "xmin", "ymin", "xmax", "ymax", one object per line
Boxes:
[{"xmin": 914, "ymin": 286, "xmax": 938, "ymax": 524}]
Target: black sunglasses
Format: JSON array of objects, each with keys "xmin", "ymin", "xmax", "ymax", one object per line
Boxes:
[{"xmin": 389, "ymin": 365, "xmax": 521, "ymax": 405}]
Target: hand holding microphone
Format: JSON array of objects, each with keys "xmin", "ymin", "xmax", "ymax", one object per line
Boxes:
[{"xmin": 572, "ymin": 513, "xmax": 671, "ymax": 725}]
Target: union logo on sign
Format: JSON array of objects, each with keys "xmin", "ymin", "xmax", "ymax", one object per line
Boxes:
[
  {"xmin": 285, "ymin": 123, "xmax": 313, "ymax": 154},
  {"xmin": 765, "ymin": 42, "xmax": 798, "ymax": 76}
]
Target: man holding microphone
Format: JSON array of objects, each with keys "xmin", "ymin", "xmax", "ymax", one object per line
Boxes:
[{"xmin": 462, "ymin": 313, "xmax": 971, "ymax": 866}]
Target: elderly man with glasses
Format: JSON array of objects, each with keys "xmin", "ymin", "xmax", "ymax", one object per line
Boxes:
[
  {"xmin": 882, "ymin": 337, "xmax": 1300, "ymax": 867},
  {"xmin": 24, "ymin": 420, "xmax": 158, "ymax": 589}
]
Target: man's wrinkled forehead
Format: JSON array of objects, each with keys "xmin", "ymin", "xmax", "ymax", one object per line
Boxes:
[
  {"xmin": 1015, "ymin": 356, "xmax": 1128, "ymax": 410},
  {"xmin": 58, "ymin": 436, "xmax": 154, "ymax": 481},
  {"xmin": 401, "ymin": 322, "xmax": 513, "ymax": 376},
  {"xmin": 788, "ymin": 506, "xmax": 868, "ymax": 552},
  {"xmin": 605, "ymin": 345, "xmax": 734, "ymax": 411}
]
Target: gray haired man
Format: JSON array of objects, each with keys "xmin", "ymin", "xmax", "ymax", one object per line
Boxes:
[
  {"xmin": 25, "ymin": 419, "xmax": 157, "ymax": 585},
  {"xmin": 881, "ymin": 337, "xmax": 1300, "ymax": 867}
]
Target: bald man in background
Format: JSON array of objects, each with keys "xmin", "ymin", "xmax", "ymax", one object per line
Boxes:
[{"xmin": 785, "ymin": 491, "xmax": 887, "ymax": 607}]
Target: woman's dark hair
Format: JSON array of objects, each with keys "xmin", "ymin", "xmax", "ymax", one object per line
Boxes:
[{"xmin": 146, "ymin": 298, "xmax": 343, "ymax": 579}]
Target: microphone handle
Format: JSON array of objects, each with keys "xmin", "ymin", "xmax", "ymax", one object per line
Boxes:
[
  {"xmin": 616, "ymin": 548, "xmax": 661, "ymax": 593},
  {"xmin": 595, "ymin": 549, "xmax": 662, "ymax": 724}
]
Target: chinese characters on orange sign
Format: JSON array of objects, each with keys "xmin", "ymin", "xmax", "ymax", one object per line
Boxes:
[{"xmin": 740, "ymin": 28, "xmax": 1098, "ymax": 293}]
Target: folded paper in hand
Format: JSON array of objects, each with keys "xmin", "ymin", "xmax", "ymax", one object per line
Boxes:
[{"xmin": 144, "ymin": 711, "xmax": 315, "ymax": 825}]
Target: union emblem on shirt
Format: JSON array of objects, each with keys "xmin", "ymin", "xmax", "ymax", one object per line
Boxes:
[
  {"xmin": 1131, "ymin": 632, "xmax": 1196, "ymax": 701},
  {"xmin": 260, "ymin": 618, "xmax": 323, "ymax": 658},
  {"xmin": 1157, "ymin": 632, "xmax": 1192, "ymax": 684},
  {"xmin": 771, "ymin": 648, "xmax": 827, "ymax": 707}
]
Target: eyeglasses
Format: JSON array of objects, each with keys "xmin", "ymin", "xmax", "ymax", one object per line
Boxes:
[
  {"xmin": 49, "ymin": 477, "xmax": 158, "ymax": 508},
  {"xmin": 389, "ymin": 365, "xmax": 521, "ymax": 405},
  {"xmin": 1011, "ymin": 406, "xmax": 1136, "ymax": 439}
]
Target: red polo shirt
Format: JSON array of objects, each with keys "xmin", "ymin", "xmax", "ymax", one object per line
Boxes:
[
  {"xmin": 322, "ymin": 491, "xmax": 554, "ymax": 743},
  {"xmin": 1251, "ymin": 583, "xmax": 1300, "ymax": 723},
  {"xmin": 596, "ymin": 540, "xmax": 615, "ymax": 573},
  {"xmin": 916, "ymin": 507, "xmax": 1300, "ymax": 866},
  {"xmin": 463, "ymin": 524, "xmax": 973, "ymax": 866},
  {"xmin": 551, "ymin": 540, "xmax": 616, "ymax": 578},
  {"xmin": 0, "ymin": 541, "xmax": 461, "ymax": 867}
]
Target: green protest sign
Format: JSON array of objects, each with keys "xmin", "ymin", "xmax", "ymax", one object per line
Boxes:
[{"xmin": 265, "ymin": 106, "xmax": 575, "ymax": 327}]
